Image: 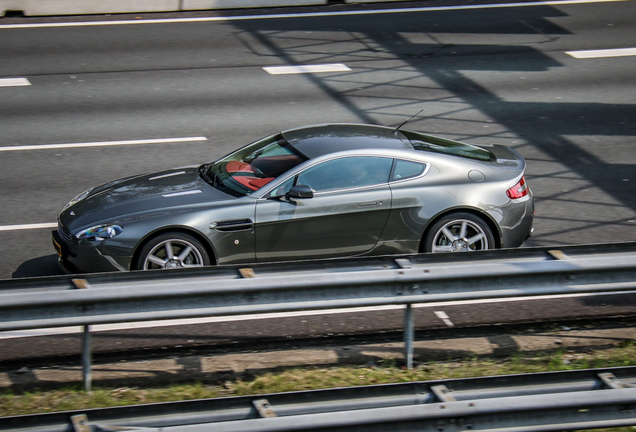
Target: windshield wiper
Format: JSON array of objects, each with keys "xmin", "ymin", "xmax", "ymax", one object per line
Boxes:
[
  {"xmin": 213, "ymin": 174, "xmax": 225, "ymax": 189},
  {"xmin": 199, "ymin": 163, "xmax": 225, "ymax": 189},
  {"xmin": 206, "ymin": 167, "xmax": 225, "ymax": 189},
  {"xmin": 198, "ymin": 163, "xmax": 213, "ymax": 184}
]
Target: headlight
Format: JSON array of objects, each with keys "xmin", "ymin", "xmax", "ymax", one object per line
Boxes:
[
  {"xmin": 76, "ymin": 224, "xmax": 123, "ymax": 241},
  {"xmin": 63, "ymin": 188, "xmax": 93, "ymax": 210}
]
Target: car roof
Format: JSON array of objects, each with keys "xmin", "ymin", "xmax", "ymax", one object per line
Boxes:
[{"xmin": 281, "ymin": 124, "xmax": 413, "ymax": 159}]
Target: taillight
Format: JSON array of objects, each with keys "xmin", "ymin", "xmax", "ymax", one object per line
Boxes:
[{"xmin": 506, "ymin": 175, "xmax": 529, "ymax": 199}]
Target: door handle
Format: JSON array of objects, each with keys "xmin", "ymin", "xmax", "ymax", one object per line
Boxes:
[{"xmin": 358, "ymin": 201, "xmax": 381, "ymax": 208}]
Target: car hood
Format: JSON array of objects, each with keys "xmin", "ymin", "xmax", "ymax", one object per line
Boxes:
[{"xmin": 60, "ymin": 166, "xmax": 233, "ymax": 231}]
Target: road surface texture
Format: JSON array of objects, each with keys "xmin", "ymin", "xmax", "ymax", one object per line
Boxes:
[{"xmin": 0, "ymin": 0, "xmax": 634, "ymax": 365}]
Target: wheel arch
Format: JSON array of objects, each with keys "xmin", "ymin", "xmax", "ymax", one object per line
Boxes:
[
  {"xmin": 131, "ymin": 226, "xmax": 218, "ymax": 270},
  {"xmin": 418, "ymin": 207, "xmax": 502, "ymax": 253}
]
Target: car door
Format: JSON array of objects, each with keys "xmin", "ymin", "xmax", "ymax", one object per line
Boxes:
[{"xmin": 254, "ymin": 156, "xmax": 393, "ymax": 262}]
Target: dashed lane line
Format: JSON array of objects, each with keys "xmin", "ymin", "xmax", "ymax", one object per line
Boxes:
[
  {"xmin": 566, "ymin": 47, "xmax": 636, "ymax": 59},
  {"xmin": 0, "ymin": 78, "xmax": 31, "ymax": 87},
  {"xmin": 0, "ymin": 136, "xmax": 208, "ymax": 152},
  {"xmin": 434, "ymin": 310, "xmax": 455, "ymax": 327},
  {"xmin": 263, "ymin": 64, "xmax": 351, "ymax": 75},
  {"xmin": 0, "ymin": 223, "xmax": 57, "ymax": 232}
]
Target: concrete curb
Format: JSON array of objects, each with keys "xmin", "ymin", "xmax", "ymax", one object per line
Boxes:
[
  {"xmin": 0, "ymin": 0, "xmax": 409, "ymax": 17},
  {"xmin": 2, "ymin": 326, "xmax": 634, "ymax": 391}
]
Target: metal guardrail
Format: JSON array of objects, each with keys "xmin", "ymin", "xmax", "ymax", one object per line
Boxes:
[
  {"xmin": 2, "ymin": 242, "xmax": 636, "ymax": 390},
  {"xmin": 3, "ymin": 366, "xmax": 636, "ymax": 431},
  {"xmin": 3, "ymin": 242, "xmax": 636, "ymax": 331}
]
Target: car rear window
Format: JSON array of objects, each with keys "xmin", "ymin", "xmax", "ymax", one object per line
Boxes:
[{"xmin": 402, "ymin": 130, "xmax": 495, "ymax": 162}]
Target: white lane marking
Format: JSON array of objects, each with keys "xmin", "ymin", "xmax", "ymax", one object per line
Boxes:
[
  {"xmin": 566, "ymin": 47, "xmax": 636, "ymax": 59},
  {"xmin": 0, "ymin": 136, "xmax": 207, "ymax": 152},
  {"xmin": 0, "ymin": 308, "xmax": 400, "ymax": 339},
  {"xmin": 0, "ymin": 222, "xmax": 57, "ymax": 231},
  {"xmin": 0, "ymin": 78, "xmax": 31, "ymax": 87},
  {"xmin": 263, "ymin": 64, "xmax": 351, "ymax": 75},
  {"xmin": 0, "ymin": 0, "xmax": 628, "ymax": 29},
  {"xmin": 2, "ymin": 290, "xmax": 634, "ymax": 340},
  {"xmin": 434, "ymin": 310, "xmax": 455, "ymax": 327}
]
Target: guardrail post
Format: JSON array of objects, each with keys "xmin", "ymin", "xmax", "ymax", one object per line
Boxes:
[
  {"xmin": 82, "ymin": 325, "xmax": 92, "ymax": 392},
  {"xmin": 72, "ymin": 279, "xmax": 93, "ymax": 392},
  {"xmin": 404, "ymin": 304, "xmax": 414, "ymax": 369}
]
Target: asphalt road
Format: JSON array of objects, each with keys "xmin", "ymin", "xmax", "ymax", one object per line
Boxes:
[{"xmin": 0, "ymin": 0, "xmax": 635, "ymax": 363}]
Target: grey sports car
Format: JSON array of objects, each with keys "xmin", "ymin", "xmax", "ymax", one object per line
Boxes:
[{"xmin": 53, "ymin": 124, "xmax": 534, "ymax": 273}]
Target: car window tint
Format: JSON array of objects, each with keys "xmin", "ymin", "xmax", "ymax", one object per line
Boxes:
[
  {"xmin": 391, "ymin": 160, "xmax": 427, "ymax": 181},
  {"xmin": 206, "ymin": 133, "xmax": 307, "ymax": 197},
  {"xmin": 297, "ymin": 157, "xmax": 392, "ymax": 193}
]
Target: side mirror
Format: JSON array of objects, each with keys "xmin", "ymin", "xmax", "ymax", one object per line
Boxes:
[{"xmin": 286, "ymin": 184, "xmax": 314, "ymax": 199}]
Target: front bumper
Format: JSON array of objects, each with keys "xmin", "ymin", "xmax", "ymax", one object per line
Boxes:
[{"xmin": 52, "ymin": 228, "xmax": 131, "ymax": 273}]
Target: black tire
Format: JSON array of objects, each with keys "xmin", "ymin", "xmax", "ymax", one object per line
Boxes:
[
  {"xmin": 422, "ymin": 212, "xmax": 495, "ymax": 253},
  {"xmin": 134, "ymin": 232, "xmax": 211, "ymax": 270}
]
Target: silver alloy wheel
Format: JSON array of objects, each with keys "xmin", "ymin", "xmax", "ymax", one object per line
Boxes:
[
  {"xmin": 431, "ymin": 219, "xmax": 489, "ymax": 253},
  {"xmin": 143, "ymin": 239, "xmax": 205, "ymax": 270}
]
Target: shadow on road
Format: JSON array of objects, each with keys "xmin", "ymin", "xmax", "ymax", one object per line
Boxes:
[{"xmin": 12, "ymin": 254, "xmax": 64, "ymax": 278}]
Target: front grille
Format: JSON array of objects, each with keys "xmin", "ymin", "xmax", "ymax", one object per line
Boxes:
[{"xmin": 57, "ymin": 223, "xmax": 78, "ymax": 256}]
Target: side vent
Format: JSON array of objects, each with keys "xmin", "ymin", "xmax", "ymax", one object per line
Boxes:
[{"xmin": 212, "ymin": 219, "xmax": 254, "ymax": 232}]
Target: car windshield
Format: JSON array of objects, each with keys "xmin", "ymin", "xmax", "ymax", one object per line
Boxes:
[
  {"xmin": 203, "ymin": 133, "xmax": 308, "ymax": 197},
  {"xmin": 402, "ymin": 130, "xmax": 495, "ymax": 162}
]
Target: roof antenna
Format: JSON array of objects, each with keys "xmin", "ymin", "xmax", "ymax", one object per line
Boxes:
[{"xmin": 393, "ymin": 109, "xmax": 424, "ymax": 133}]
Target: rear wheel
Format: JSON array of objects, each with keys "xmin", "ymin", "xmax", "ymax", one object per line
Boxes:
[
  {"xmin": 134, "ymin": 232, "xmax": 210, "ymax": 270},
  {"xmin": 423, "ymin": 212, "xmax": 495, "ymax": 253}
]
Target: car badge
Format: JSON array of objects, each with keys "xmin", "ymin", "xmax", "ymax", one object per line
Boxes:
[{"xmin": 70, "ymin": 211, "xmax": 75, "ymax": 216}]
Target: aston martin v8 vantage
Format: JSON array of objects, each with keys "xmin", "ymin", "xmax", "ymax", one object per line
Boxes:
[{"xmin": 53, "ymin": 124, "xmax": 534, "ymax": 272}]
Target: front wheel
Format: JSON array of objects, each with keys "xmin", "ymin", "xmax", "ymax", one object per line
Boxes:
[
  {"xmin": 134, "ymin": 232, "xmax": 211, "ymax": 270},
  {"xmin": 423, "ymin": 212, "xmax": 495, "ymax": 253}
]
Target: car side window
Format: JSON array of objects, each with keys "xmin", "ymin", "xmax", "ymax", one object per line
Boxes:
[
  {"xmin": 391, "ymin": 159, "xmax": 427, "ymax": 181},
  {"xmin": 298, "ymin": 157, "xmax": 393, "ymax": 193}
]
